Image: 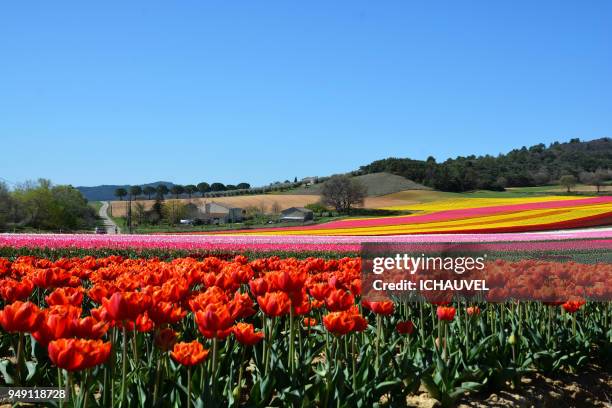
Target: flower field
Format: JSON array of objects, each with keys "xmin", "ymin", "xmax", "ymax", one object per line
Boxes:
[
  {"xmin": 219, "ymin": 196, "xmax": 612, "ymax": 235},
  {"xmin": 1, "ymin": 229, "xmax": 611, "ymax": 254},
  {"xmin": 0, "ymin": 248, "xmax": 610, "ymax": 407}
]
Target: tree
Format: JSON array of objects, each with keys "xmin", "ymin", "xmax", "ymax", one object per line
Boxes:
[
  {"xmin": 237, "ymin": 183, "xmax": 250, "ymax": 190},
  {"xmin": 162, "ymin": 200, "xmax": 186, "ymax": 226},
  {"xmin": 134, "ymin": 202, "xmax": 147, "ymax": 225},
  {"xmin": 156, "ymin": 185, "xmax": 169, "ymax": 200},
  {"xmin": 593, "ymin": 169, "xmax": 611, "ymax": 192},
  {"xmin": 294, "ymin": 177, "xmax": 298, "ymax": 183},
  {"xmin": 9, "ymin": 179, "xmax": 96, "ymax": 231},
  {"xmin": 305, "ymin": 202, "xmax": 328, "ymax": 215},
  {"xmin": 197, "ymin": 182, "xmax": 210, "ymax": 196},
  {"xmin": 170, "ymin": 185, "xmax": 185, "ymax": 199},
  {"xmin": 129, "ymin": 185, "xmax": 142, "ymax": 199},
  {"xmin": 559, "ymin": 175, "xmax": 577, "ymax": 193},
  {"xmin": 321, "ymin": 175, "xmax": 367, "ymax": 214},
  {"xmin": 184, "ymin": 185, "xmax": 197, "ymax": 199},
  {"xmin": 0, "ymin": 182, "xmax": 16, "ymax": 230},
  {"xmin": 210, "ymin": 183, "xmax": 226, "ymax": 192},
  {"xmin": 143, "ymin": 186, "xmax": 156, "ymax": 200},
  {"xmin": 114, "ymin": 188, "xmax": 127, "ymax": 201},
  {"xmin": 226, "ymin": 184, "xmax": 237, "ymax": 191}
]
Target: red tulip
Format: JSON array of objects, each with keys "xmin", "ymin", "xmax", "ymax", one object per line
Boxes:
[
  {"xmin": 194, "ymin": 303, "xmax": 234, "ymax": 339},
  {"xmin": 436, "ymin": 306, "xmax": 456, "ymax": 321},
  {"xmin": 257, "ymin": 291, "xmax": 291, "ymax": 317},
  {"xmin": 170, "ymin": 341, "xmax": 209, "ymax": 366},
  {"xmin": 229, "ymin": 292, "xmax": 256, "ymax": 320},
  {"xmin": 102, "ymin": 292, "xmax": 151, "ymax": 321},
  {"xmin": 562, "ymin": 300, "xmax": 585, "ymax": 314},
  {"xmin": 148, "ymin": 302, "xmax": 187, "ymax": 325},
  {"xmin": 270, "ymin": 270, "xmax": 307, "ymax": 294},
  {"xmin": 0, "ymin": 301, "xmax": 44, "ymax": 333},
  {"xmin": 136, "ymin": 313, "xmax": 154, "ymax": 333},
  {"xmin": 0, "ymin": 279, "xmax": 34, "ymax": 303},
  {"xmin": 248, "ymin": 278, "xmax": 268, "ymax": 297},
  {"xmin": 233, "ymin": 322, "xmax": 264, "ymax": 346},
  {"xmin": 325, "ymin": 289, "xmax": 355, "ymax": 312},
  {"xmin": 32, "ymin": 305, "xmax": 81, "ymax": 346},
  {"xmin": 154, "ymin": 328, "xmax": 178, "ymax": 351},
  {"xmin": 466, "ymin": 306, "xmax": 481, "ymax": 316},
  {"xmin": 308, "ymin": 282, "xmax": 332, "ymax": 301},
  {"xmin": 362, "ymin": 299, "xmax": 395, "ymax": 316},
  {"xmin": 48, "ymin": 338, "xmax": 111, "ymax": 371},
  {"xmin": 323, "ymin": 307, "xmax": 367, "ymax": 336},
  {"xmin": 396, "ymin": 320, "xmax": 415, "ymax": 335},
  {"xmin": 323, "ymin": 311, "xmax": 354, "ymax": 336},
  {"xmin": 303, "ymin": 317, "xmax": 317, "ymax": 327},
  {"xmin": 72, "ymin": 316, "xmax": 108, "ymax": 339},
  {"xmin": 46, "ymin": 287, "xmax": 83, "ymax": 307}
]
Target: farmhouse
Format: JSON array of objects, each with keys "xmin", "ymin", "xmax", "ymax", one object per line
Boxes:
[
  {"xmin": 201, "ymin": 202, "xmax": 243, "ymax": 224},
  {"xmin": 300, "ymin": 176, "xmax": 318, "ymax": 186},
  {"xmin": 280, "ymin": 207, "xmax": 314, "ymax": 222}
]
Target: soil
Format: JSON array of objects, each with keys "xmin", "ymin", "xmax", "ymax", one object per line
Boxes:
[{"xmin": 406, "ymin": 364, "xmax": 612, "ymax": 407}]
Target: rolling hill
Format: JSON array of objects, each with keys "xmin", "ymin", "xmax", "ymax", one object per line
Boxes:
[{"xmin": 289, "ymin": 172, "xmax": 428, "ymax": 196}]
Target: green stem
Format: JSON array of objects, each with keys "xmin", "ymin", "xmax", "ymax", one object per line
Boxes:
[
  {"xmin": 351, "ymin": 334, "xmax": 356, "ymax": 390},
  {"xmin": 419, "ymin": 302, "xmax": 425, "ymax": 347},
  {"xmin": 58, "ymin": 367, "xmax": 63, "ymax": 408},
  {"xmin": 153, "ymin": 351, "xmax": 162, "ymax": 407},
  {"xmin": 16, "ymin": 332, "xmax": 24, "ymax": 385},
  {"xmin": 187, "ymin": 367, "xmax": 191, "ymax": 408},
  {"xmin": 212, "ymin": 338, "xmax": 218, "ymax": 399},
  {"xmin": 236, "ymin": 347, "xmax": 246, "ymax": 406},
  {"xmin": 120, "ymin": 325, "xmax": 127, "ymax": 407},
  {"xmin": 288, "ymin": 307, "xmax": 295, "ymax": 374},
  {"xmin": 375, "ymin": 314, "xmax": 381, "ymax": 372}
]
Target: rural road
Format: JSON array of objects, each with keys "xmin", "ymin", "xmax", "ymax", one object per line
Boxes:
[{"xmin": 99, "ymin": 201, "xmax": 120, "ymax": 234}]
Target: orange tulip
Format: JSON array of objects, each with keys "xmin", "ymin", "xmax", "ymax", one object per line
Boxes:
[
  {"xmin": 362, "ymin": 299, "xmax": 395, "ymax": 316},
  {"xmin": 102, "ymin": 292, "xmax": 151, "ymax": 321},
  {"xmin": 194, "ymin": 303, "xmax": 234, "ymax": 339},
  {"xmin": 233, "ymin": 322, "xmax": 264, "ymax": 346},
  {"xmin": 257, "ymin": 291, "xmax": 291, "ymax": 317},
  {"xmin": 48, "ymin": 338, "xmax": 111, "ymax": 371},
  {"xmin": 170, "ymin": 341, "xmax": 209, "ymax": 366},
  {"xmin": 436, "ymin": 306, "xmax": 456, "ymax": 321},
  {"xmin": 0, "ymin": 301, "xmax": 44, "ymax": 333}
]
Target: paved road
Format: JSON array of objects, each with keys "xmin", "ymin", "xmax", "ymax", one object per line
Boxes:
[{"xmin": 99, "ymin": 201, "xmax": 120, "ymax": 234}]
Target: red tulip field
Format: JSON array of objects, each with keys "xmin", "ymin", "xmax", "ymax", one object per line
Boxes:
[{"xmin": 0, "ymin": 245, "xmax": 610, "ymax": 407}]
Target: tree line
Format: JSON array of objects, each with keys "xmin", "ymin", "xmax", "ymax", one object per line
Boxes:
[
  {"xmin": 113, "ymin": 178, "xmax": 314, "ymax": 201},
  {"xmin": 0, "ymin": 179, "xmax": 97, "ymax": 232},
  {"xmin": 358, "ymin": 138, "xmax": 612, "ymax": 192}
]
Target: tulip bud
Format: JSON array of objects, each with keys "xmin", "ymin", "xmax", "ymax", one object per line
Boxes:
[{"xmin": 508, "ymin": 333, "xmax": 516, "ymax": 345}]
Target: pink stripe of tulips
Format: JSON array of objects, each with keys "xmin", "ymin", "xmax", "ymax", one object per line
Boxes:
[{"xmin": 0, "ymin": 230, "xmax": 611, "ymax": 252}]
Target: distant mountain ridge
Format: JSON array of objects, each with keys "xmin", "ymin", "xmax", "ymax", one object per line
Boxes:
[{"xmin": 77, "ymin": 182, "xmax": 175, "ymax": 201}]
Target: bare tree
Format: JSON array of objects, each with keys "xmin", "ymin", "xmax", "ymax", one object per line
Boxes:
[
  {"xmin": 321, "ymin": 175, "xmax": 367, "ymax": 214},
  {"xmin": 271, "ymin": 201, "xmax": 281, "ymax": 215}
]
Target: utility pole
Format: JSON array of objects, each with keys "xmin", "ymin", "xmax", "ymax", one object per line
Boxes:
[{"xmin": 127, "ymin": 194, "xmax": 133, "ymax": 234}]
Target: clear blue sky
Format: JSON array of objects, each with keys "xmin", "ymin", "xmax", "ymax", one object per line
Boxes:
[{"xmin": 1, "ymin": 1, "xmax": 610, "ymax": 187}]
